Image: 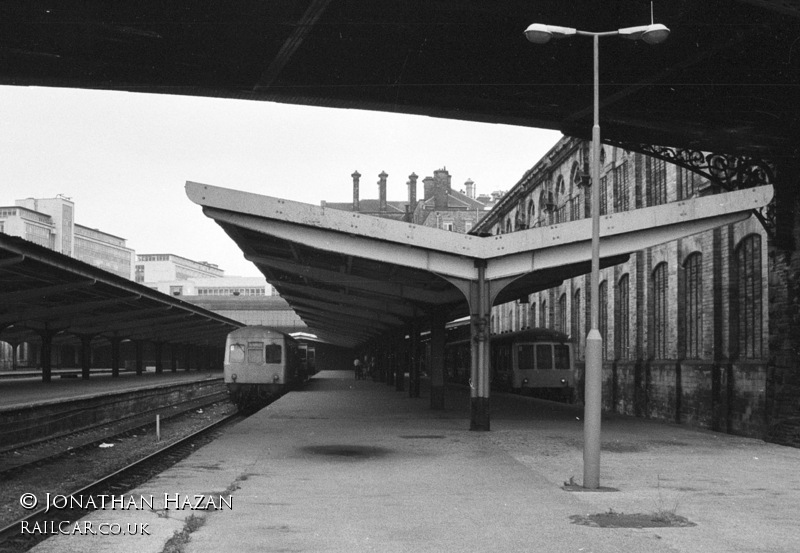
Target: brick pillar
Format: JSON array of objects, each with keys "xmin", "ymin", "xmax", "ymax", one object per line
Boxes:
[{"xmin": 766, "ymin": 156, "xmax": 800, "ymax": 445}]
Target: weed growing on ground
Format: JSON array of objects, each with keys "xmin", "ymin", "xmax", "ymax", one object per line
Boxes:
[
  {"xmin": 652, "ymin": 475, "xmax": 688, "ymax": 523},
  {"xmin": 161, "ymin": 514, "xmax": 206, "ymax": 553}
]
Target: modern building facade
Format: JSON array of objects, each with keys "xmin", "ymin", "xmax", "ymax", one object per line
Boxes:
[
  {"xmin": 135, "ymin": 253, "xmax": 224, "ymax": 283},
  {"xmin": 136, "ymin": 254, "xmax": 274, "ymax": 299},
  {"xmin": 145, "ymin": 275, "xmax": 272, "ymax": 298},
  {"xmin": 473, "ymin": 136, "xmax": 791, "ymax": 443},
  {"xmin": 0, "ymin": 196, "xmax": 135, "ymax": 279}
]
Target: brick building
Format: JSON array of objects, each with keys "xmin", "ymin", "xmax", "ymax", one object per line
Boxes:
[{"xmin": 473, "ymin": 136, "xmax": 799, "ymax": 445}]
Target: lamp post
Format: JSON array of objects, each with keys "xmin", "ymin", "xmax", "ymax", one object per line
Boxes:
[{"xmin": 525, "ymin": 20, "xmax": 669, "ymax": 489}]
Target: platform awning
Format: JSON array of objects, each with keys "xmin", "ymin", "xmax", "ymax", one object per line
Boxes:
[
  {"xmin": 187, "ymin": 181, "xmax": 773, "ymax": 348},
  {"xmin": 0, "ymin": 234, "xmax": 243, "ymax": 349}
]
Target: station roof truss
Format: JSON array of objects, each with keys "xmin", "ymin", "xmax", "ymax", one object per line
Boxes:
[
  {"xmin": 0, "ymin": 234, "xmax": 244, "ymax": 348},
  {"xmin": 187, "ymin": 181, "xmax": 773, "ymax": 348},
  {"xmin": 0, "ymin": 2, "xmax": 798, "ymax": 160}
]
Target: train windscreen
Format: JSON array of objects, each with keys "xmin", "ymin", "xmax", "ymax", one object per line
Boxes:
[
  {"xmin": 536, "ymin": 344, "xmax": 553, "ymax": 370},
  {"xmin": 554, "ymin": 345, "xmax": 570, "ymax": 370},
  {"xmin": 229, "ymin": 343, "xmax": 245, "ymax": 363},
  {"xmin": 265, "ymin": 344, "xmax": 282, "ymax": 364},
  {"xmin": 517, "ymin": 345, "xmax": 534, "ymax": 370},
  {"xmin": 247, "ymin": 341, "xmax": 264, "ymax": 363}
]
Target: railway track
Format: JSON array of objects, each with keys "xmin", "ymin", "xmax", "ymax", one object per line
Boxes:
[
  {"xmin": 0, "ymin": 411, "xmax": 246, "ymax": 552},
  {"xmin": 0, "ymin": 388, "xmax": 230, "ymax": 476}
]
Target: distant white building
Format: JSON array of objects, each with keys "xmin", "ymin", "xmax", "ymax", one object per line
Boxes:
[
  {"xmin": 136, "ymin": 253, "xmax": 273, "ymax": 297},
  {"xmin": 145, "ymin": 275, "xmax": 272, "ymax": 298},
  {"xmin": 135, "ymin": 253, "xmax": 224, "ymax": 283},
  {"xmin": 183, "ymin": 295, "xmax": 304, "ymax": 330},
  {"xmin": 0, "ymin": 196, "xmax": 135, "ymax": 279}
]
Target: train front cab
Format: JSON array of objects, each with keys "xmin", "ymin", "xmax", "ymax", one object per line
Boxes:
[
  {"xmin": 492, "ymin": 331, "xmax": 576, "ymax": 402},
  {"xmin": 224, "ymin": 328, "xmax": 299, "ymax": 406}
]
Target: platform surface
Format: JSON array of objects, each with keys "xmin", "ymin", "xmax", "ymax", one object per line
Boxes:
[
  {"xmin": 0, "ymin": 370, "xmax": 222, "ymax": 411},
  {"xmin": 26, "ymin": 370, "xmax": 800, "ymax": 553}
]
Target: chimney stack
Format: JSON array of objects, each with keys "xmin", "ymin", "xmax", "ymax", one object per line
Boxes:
[
  {"xmin": 378, "ymin": 171, "xmax": 388, "ymax": 211},
  {"xmin": 465, "ymin": 178, "xmax": 475, "ymax": 199},
  {"xmin": 423, "ymin": 176, "xmax": 435, "ymax": 200},
  {"xmin": 352, "ymin": 170, "xmax": 361, "ymax": 211},
  {"xmin": 407, "ymin": 172, "xmax": 418, "ymax": 210},
  {"xmin": 433, "ymin": 168, "xmax": 451, "ymax": 210}
]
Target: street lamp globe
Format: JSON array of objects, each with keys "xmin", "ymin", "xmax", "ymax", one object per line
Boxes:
[
  {"xmin": 524, "ymin": 24, "xmax": 577, "ymax": 44},
  {"xmin": 642, "ymin": 23, "xmax": 670, "ymax": 44}
]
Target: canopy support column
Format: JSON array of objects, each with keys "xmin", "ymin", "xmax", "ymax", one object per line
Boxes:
[
  {"xmin": 79, "ymin": 335, "xmax": 94, "ymax": 380},
  {"xmin": 429, "ymin": 310, "xmax": 447, "ymax": 410},
  {"xmin": 470, "ymin": 261, "xmax": 491, "ymax": 431}
]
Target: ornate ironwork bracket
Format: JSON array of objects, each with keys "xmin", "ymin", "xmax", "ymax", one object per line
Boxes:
[{"xmin": 606, "ymin": 140, "xmax": 776, "ymax": 238}]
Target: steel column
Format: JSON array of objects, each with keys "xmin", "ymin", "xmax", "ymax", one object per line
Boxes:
[
  {"xmin": 429, "ymin": 311, "xmax": 447, "ymax": 410},
  {"xmin": 39, "ymin": 331, "xmax": 54, "ymax": 383},
  {"xmin": 110, "ymin": 337, "xmax": 121, "ymax": 378},
  {"xmin": 470, "ymin": 261, "xmax": 491, "ymax": 431},
  {"xmin": 135, "ymin": 340, "xmax": 144, "ymax": 375},
  {"xmin": 80, "ymin": 335, "xmax": 92, "ymax": 380}
]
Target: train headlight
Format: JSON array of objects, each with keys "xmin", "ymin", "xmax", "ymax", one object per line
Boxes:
[
  {"xmin": 231, "ymin": 373, "xmax": 237, "ymax": 382},
  {"xmin": 522, "ymin": 378, "xmax": 529, "ymax": 385},
  {"xmin": 273, "ymin": 374, "xmax": 280, "ymax": 383},
  {"xmin": 560, "ymin": 378, "xmax": 567, "ymax": 385}
]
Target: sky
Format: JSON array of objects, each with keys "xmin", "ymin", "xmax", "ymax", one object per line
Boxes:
[{"xmin": 0, "ymin": 85, "xmax": 561, "ymax": 277}]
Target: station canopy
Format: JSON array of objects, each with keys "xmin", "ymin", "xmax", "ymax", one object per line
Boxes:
[{"xmin": 0, "ymin": 234, "xmax": 242, "ymax": 349}]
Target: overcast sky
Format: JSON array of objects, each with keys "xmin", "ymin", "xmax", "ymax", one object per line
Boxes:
[{"xmin": 0, "ymin": 85, "xmax": 561, "ymax": 277}]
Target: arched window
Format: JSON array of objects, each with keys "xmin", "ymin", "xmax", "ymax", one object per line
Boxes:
[
  {"xmin": 527, "ymin": 199, "xmax": 535, "ymax": 227},
  {"xmin": 612, "ymin": 161, "xmax": 630, "ymax": 212},
  {"xmin": 682, "ymin": 253, "xmax": 703, "ymax": 358},
  {"xmin": 570, "ymin": 162, "xmax": 584, "ymax": 220},
  {"xmin": 679, "ymin": 167, "xmax": 705, "ymax": 199},
  {"xmin": 540, "ymin": 299, "xmax": 547, "ymax": 328},
  {"xmin": 519, "ymin": 297, "xmax": 531, "ymax": 329},
  {"xmin": 615, "ymin": 275, "xmax": 630, "ymax": 359},
  {"xmin": 734, "ymin": 235, "xmax": 763, "ymax": 358},
  {"xmin": 537, "ymin": 189, "xmax": 548, "ymax": 227},
  {"xmin": 571, "ymin": 289, "xmax": 581, "ymax": 341},
  {"xmin": 529, "ymin": 302, "xmax": 536, "ymax": 330},
  {"xmin": 652, "ymin": 263, "xmax": 668, "ymax": 358},
  {"xmin": 555, "ymin": 175, "xmax": 566, "ymax": 223},
  {"xmin": 646, "ymin": 157, "xmax": 668, "ymax": 206},
  {"xmin": 599, "ymin": 280, "xmax": 609, "ymax": 359},
  {"xmin": 557, "ymin": 293, "xmax": 567, "ymax": 334},
  {"xmin": 600, "ymin": 174, "xmax": 609, "ymax": 215}
]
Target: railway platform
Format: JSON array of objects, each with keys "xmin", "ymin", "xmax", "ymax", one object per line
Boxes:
[
  {"xmin": 27, "ymin": 370, "xmax": 800, "ymax": 553},
  {"xmin": 0, "ymin": 370, "xmax": 222, "ymax": 412}
]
